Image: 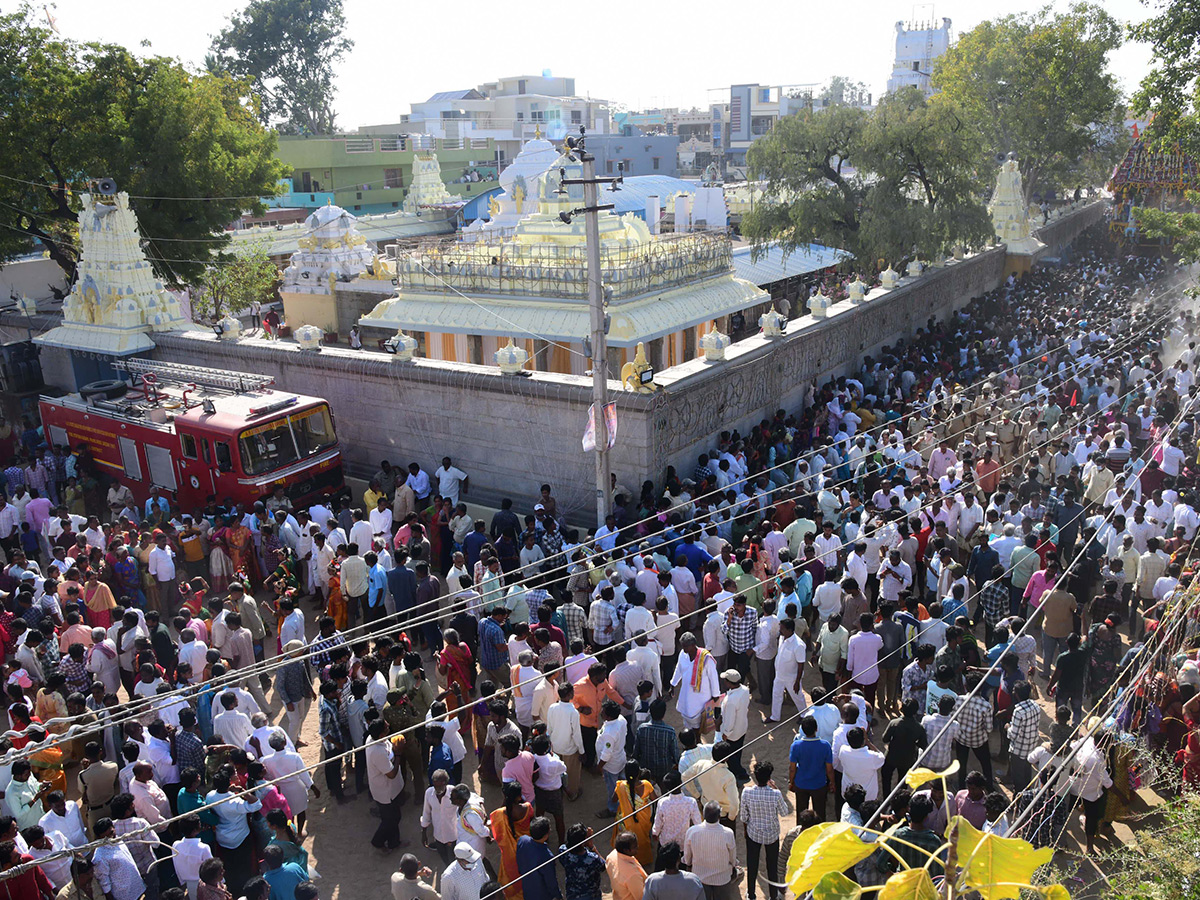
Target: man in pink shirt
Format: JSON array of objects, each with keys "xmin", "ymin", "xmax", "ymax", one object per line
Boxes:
[
  {"xmin": 846, "ymin": 613, "xmax": 884, "ymax": 706},
  {"xmin": 1022, "ymin": 559, "xmax": 1060, "ymax": 611},
  {"xmin": 498, "ymin": 734, "xmax": 537, "ymax": 802},
  {"xmin": 24, "ymin": 489, "xmax": 53, "ymax": 558}
]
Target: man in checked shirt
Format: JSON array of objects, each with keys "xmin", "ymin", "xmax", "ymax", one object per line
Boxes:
[{"xmin": 953, "ymin": 673, "xmax": 994, "ymax": 788}]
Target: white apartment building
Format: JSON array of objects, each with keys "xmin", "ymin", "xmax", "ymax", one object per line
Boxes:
[{"xmin": 400, "ymin": 75, "xmax": 612, "ymax": 167}]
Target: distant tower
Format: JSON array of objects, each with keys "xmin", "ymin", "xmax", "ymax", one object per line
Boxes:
[{"xmin": 886, "ymin": 15, "xmax": 952, "ymax": 97}]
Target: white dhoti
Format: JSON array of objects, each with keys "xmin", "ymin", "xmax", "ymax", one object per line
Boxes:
[{"xmin": 770, "ymin": 672, "xmax": 807, "ymax": 721}]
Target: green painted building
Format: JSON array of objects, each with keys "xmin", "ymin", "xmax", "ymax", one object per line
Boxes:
[{"xmin": 271, "ymin": 134, "xmax": 499, "ymax": 215}]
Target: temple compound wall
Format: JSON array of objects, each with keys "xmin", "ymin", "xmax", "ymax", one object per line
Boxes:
[
  {"xmin": 21, "ymin": 202, "xmax": 1104, "ymax": 523},
  {"xmin": 147, "ymin": 245, "xmax": 1005, "ymax": 521}
]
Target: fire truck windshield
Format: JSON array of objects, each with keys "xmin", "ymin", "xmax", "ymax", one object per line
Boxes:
[{"xmin": 237, "ymin": 404, "xmax": 337, "ymax": 476}]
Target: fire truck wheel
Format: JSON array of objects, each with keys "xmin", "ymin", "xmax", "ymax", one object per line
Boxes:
[{"xmin": 79, "ymin": 379, "xmax": 129, "ymax": 400}]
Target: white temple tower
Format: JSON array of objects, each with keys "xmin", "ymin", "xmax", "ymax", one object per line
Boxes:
[{"xmin": 886, "ymin": 16, "xmax": 952, "ymax": 97}]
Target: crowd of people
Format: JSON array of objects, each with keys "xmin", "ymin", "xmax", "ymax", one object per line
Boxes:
[{"xmin": 0, "ymin": 230, "xmax": 1197, "ymax": 900}]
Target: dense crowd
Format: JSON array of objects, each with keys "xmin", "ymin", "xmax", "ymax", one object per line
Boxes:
[{"xmin": 0, "ymin": 232, "xmax": 1196, "ymax": 900}]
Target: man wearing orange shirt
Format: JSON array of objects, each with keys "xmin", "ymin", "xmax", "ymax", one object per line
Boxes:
[
  {"xmin": 974, "ymin": 449, "xmax": 1002, "ymax": 496},
  {"xmin": 572, "ymin": 662, "xmax": 625, "ymax": 771}
]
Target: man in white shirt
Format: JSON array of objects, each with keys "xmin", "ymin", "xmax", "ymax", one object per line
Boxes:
[
  {"xmin": 368, "ymin": 499, "xmax": 393, "ymax": 540},
  {"xmin": 752, "ymin": 599, "xmax": 780, "ymax": 706},
  {"xmin": 39, "ymin": 795, "xmax": 87, "ymax": 848},
  {"xmin": 670, "ymin": 635, "xmax": 720, "ymax": 730},
  {"xmin": 277, "ymin": 598, "xmax": 306, "ymax": 649},
  {"xmin": 212, "ymin": 693, "xmax": 254, "ymax": 749},
  {"xmin": 420, "ymin": 770, "xmax": 459, "ymax": 867},
  {"xmin": 717, "ymin": 669, "xmax": 750, "ymax": 782},
  {"xmin": 348, "ymin": 509, "xmax": 374, "ymax": 555},
  {"xmin": 434, "ymin": 457, "xmax": 469, "ymax": 507},
  {"xmin": 147, "ymin": 534, "xmax": 177, "ymax": 609},
  {"xmin": 364, "ymin": 719, "xmax": 405, "ymax": 849},
  {"xmin": 770, "ymin": 617, "xmax": 807, "ymax": 723},
  {"xmin": 838, "ymin": 727, "xmax": 885, "ymax": 801},
  {"xmin": 546, "ymin": 683, "xmax": 584, "ymax": 800}
]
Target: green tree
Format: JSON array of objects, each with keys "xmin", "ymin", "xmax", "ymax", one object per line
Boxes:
[
  {"xmin": 741, "ymin": 88, "xmax": 993, "ymax": 270},
  {"xmin": 933, "ymin": 2, "xmax": 1124, "ymax": 201},
  {"xmin": 0, "ymin": 6, "xmax": 286, "ymax": 285},
  {"xmin": 190, "ymin": 242, "xmax": 280, "ymax": 321},
  {"xmin": 208, "ymin": 0, "xmax": 352, "ymax": 134},
  {"xmin": 1131, "ymin": 0, "xmax": 1200, "ymax": 153}
]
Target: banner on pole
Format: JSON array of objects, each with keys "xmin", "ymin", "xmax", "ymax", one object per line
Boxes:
[{"xmin": 582, "ymin": 402, "xmax": 617, "ymax": 451}]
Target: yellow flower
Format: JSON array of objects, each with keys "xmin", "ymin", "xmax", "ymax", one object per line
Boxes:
[
  {"xmin": 903, "ymin": 759, "xmax": 961, "ymax": 789},
  {"xmin": 877, "ymin": 867, "xmax": 939, "ymax": 900},
  {"xmin": 786, "ymin": 822, "xmax": 878, "ymax": 894},
  {"xmin": 948, "ymin": 815, "xmax": 1054, "ymax": 900}
]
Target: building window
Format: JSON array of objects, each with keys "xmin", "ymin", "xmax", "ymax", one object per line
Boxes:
[
  {"xmin": 354, "ymin": 204, "xmax": 361, "ymax": 211},
  {"xmin": 383, "ymin": 168, "xmax": 403, "ymax": 188},
  {"xmin": 571, "ymin": 110, "xmax": 581, "ymax": 124},
  {"xmin": 531, "ymin": 110, "xmax": 544, "ymax": 123},
  {"xmin": 517, "ymin": 112, "xmax": 524, "ymax": 121},
  {"xmin": 392, "ymin": 201, "xmax": 399, "ymax": 208},
  {"xmin": 356, "ymin": 191, "xmax": 362, "ymax": 200},
  {"xmin": 652, "ymin": 157, "xmax": 660, "ymax": 170},
  {"xmin": 912, "ymin": 61, "xmax": 920, "ymax": 71},
  {"xmin": 606, "ymin": 160, "xmax": 613, "ymax": 174},
  {"xmin": 760, "ymin": 88, "xmax": 771, "ymax": 102},
  {"xmin": 518, "ymin": 79, "xmax": 527, "ymax": 94}
]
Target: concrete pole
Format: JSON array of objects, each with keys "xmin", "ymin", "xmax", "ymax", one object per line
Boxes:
[{"xmin": 581, "ymin": 150, "xmax": 611, "ymax": 527}]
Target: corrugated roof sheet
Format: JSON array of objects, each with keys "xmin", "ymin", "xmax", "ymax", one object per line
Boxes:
[
  {"xmin": 599, "ymin": 175, "xmax": 697, "ymax": 214},
  {"xmin": 731, "ymin": 243, "xmax": 849, "ymax": 285},
  {"xmin": 426, "ymin": 89, "xmax": 484, "ymax": 102}
]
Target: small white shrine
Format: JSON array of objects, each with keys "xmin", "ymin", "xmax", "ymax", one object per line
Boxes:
[
  {"xmin": 402, "ymin": 153, "xmax": 463, "ymax": 213},
  {"xmin": 989, "ymin": 152, "xmax": 1046, "ymax": 273},
  {"xmin": 35, "ymin": 191, "xmax": 200, "ymax": 356},
  {"xmin": 279, "ymin": 204, "xmax": 376, "ymax": 333}
]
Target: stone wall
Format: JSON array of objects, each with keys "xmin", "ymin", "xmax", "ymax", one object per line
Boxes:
[
  {"xmin": 642, "ymin": 246, "xmax": 1009, "ymax": 481},
  {"xmin": 11, "ymin": 201, "xmax": 1106, "ymax": 525},
  {"xmin": 1035, "ymin": 201, "xmax": 1107, "ymax": 259}
]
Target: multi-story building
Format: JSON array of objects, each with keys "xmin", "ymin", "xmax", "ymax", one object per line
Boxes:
[
  {"xmin": 400, "ymin": 74, "xmax": 612, "ymax": 169},
  {"xmin": 267, "ymin": 134, "xmax": 498, "ymax": 216},
  {"xmin": 885, "ymin": 17, "xmax": 953, "ymax": 96}
]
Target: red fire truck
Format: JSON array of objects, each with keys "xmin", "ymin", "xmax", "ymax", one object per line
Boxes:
[{"xmin": 38, "ymin": 358, "xmax": 346, "ymax": 510}]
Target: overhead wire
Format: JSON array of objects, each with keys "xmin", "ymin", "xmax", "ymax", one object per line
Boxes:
[
  {"xmin": 0, "ymin": 259, "xmax": 1180, "ymax": 873},
  {"xmin": 0, "ymin": 383, "xmax": 1180, "ymax": 883},
  {"xmin": 0, "ymin": 297, "xmax": 1178, "ymax": 763}
]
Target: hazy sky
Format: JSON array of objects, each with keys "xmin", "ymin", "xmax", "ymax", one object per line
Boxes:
[{"xmin": 44, "ymin": 0, "xmax": 1155, "ymax": 129}]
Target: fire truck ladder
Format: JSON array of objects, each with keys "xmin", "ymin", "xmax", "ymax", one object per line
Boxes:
[{"xmin": 111, "ymin": 358, "xmax": 276, "ymax": 394}]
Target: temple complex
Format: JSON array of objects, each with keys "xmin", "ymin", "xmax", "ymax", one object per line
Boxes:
[
  {"xmin": 34, "ymin": 190, "xmax": 200, "ymax": 381},
  {"xmin": 358, "ymin": 147, "xmax": 767, "ymax": 375},
  {"xmin": 279, "ymin": 204, "xmax": 377, "ymax": 332}
]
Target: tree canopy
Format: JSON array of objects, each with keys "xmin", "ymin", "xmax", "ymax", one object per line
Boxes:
[
  {"xmin": 1131, "ymin": 0, "xmax": 1200, "ymax": 153},
  {"xmin": 191, "ymin": 242, "xmax": 280, "ymax": 321},
  {"xmin": 932, "ymin": 2, "xmax": 1125, "ymax": 201},
  {"xmin": 207, "ymin": 0, "xmax": 352, "ymax": 134},
  {"xmin": 0, "ymin": 6, "xmax": 286, "ymax": 286},
  {"xmin": 741, "ymin": 88, "xmax": 993, "ymax": 271}
]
